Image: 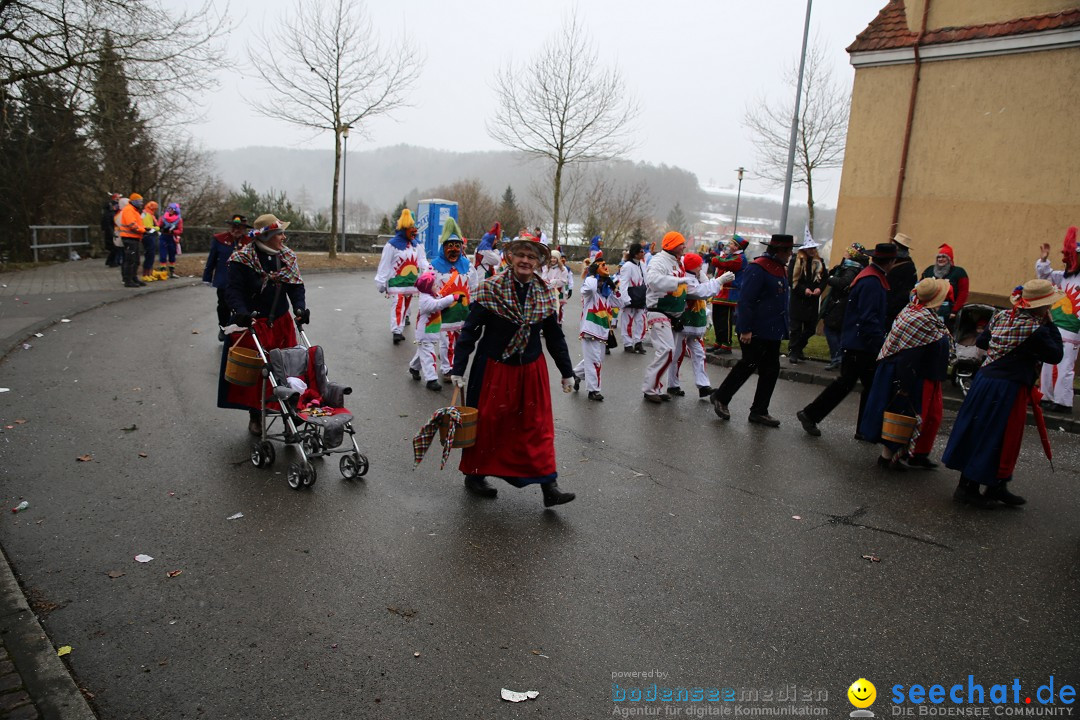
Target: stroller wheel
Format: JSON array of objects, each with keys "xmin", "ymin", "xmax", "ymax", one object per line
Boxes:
[
  {"xmin": 251, "ymin": 441, "xmax": 275, "ymax": 468},
  {"xmin": 287, "ymin": 460, "xmax": 316, "ymax": 490},
  {"xmin": 957, "ymin": 373, "xmax": 973, "ymax": 396},
  {"xmin": 340, "ymin": 452, "xmax": 369, "ymax": 479},
  {"xmin": 301, "ymin": 435, "xmax": 323, "ymax": 459}
]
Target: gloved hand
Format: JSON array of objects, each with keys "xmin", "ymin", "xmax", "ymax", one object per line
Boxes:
[
  {"xmin": 718, "ymin": 271, "xmax": 736, "ymax": 285},
  {"xmin": 376, "ymin": 282, "xmax": 387, "ymax": 294},
  {"xmin": 566, "ymin": 288, "xmax": 573, "ymax": 299},
  {"xmin": 233, "ymin": 313, "xmax": 253, "ymax": 328},
  {"xmin": 561, "ymin": 377, "xmax": 574, "ymax": 393},
  {"xmin": 295, "ymin": 308, "xmax": 310, "ymax": 325},
  {"xmin": 450, "ymin": 375, "xmax": 467, "ymax": 389}
]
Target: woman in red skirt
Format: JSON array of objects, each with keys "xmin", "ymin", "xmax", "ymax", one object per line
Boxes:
[{"xmin": 449, "ymin": 234, "xmax": 577, "ymax": 507}]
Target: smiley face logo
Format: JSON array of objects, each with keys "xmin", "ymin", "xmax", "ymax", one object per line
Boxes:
[{"xmin": 848, "ymin": 678, "xmax": 876, "ymax": 709}]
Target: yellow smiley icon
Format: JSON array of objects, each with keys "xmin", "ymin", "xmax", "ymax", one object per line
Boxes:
[{"xmin": 848, "ymin": 679, "xmax": 876, "ymax": 709}]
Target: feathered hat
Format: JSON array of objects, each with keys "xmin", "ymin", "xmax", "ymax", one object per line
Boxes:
[{"xmin": 396, "ymin": 208, "xmax": 416, "ymax": 230}]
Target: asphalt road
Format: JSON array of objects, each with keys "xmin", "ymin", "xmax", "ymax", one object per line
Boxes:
[{"xmin": 0, "ymin": 273, "xmax": 1077, "ymax": 719}]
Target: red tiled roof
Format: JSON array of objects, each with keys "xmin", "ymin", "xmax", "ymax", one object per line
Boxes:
[{"xmin": 847, "ymin": 0, "xmax": 1080, "ymax": 53}]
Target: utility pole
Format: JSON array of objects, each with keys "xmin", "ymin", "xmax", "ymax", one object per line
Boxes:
[{"xmin": 780, "ymin": 0, "xmax": 813, "ymax": 235}]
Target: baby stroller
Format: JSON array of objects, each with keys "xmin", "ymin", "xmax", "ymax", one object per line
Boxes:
[
  {"xmin": 949, "ymin": 303, "xmax": 996, "ymax": 395},
  {"xmin": 247, "ymin": 327, "xmax": 369, "ymax": 489}
]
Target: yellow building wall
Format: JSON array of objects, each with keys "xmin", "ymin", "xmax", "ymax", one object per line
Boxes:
[
  {"xmin": 834, "ymin": 48, "xmax": 1080, "ymax": 300},
  {"xmin": 905, "ymin": 0, "xmax": 1080, "ymax": 32}
]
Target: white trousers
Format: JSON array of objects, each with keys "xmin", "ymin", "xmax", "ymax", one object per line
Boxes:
[
  {"xmin": 390, "ymin": 293, "xmax": 413, "ymax": 334},
  {"xmin": 1041, "ymin": 338, "xmax": 1080, "ymax": 406},
  {"xmin": 669, "ymin": 331, "xmax": 710, "ymax": 389},
  {"xmin": 409, "ymin": 339, "xmax": 440, "ymax": 382},
  {"xmin": 641, "ymin": 314, "xmax": 675, "ymax": 395},
  {"xmin": 620, "ymin": 307, "xmax": 647, "ymax": 347},
  {"xmin": 573, "ymin": 336, "xmax": 606, "ymax": 392},
  {"xmin": 439, "ymin": 330, "xmax": 459, "ymax": 375}
]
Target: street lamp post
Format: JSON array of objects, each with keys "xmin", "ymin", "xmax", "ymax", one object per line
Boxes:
[
  {"xmin": 340, "ymin": 124, "xmax": 351, "ymax": 253},
  {"xmin": 780, "ymin": 0, "xmax": 813, "ymax": 234},
  {"xmin": 733, "ymin": 167, "xmax": 746, "ymax": 240}
]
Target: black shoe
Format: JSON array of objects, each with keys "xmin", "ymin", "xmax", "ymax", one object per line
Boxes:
[
  {"xmin": 1053, "ymin": 403, "xmax": 1073, "ymax": 413},
  {"xmin": 409, "ymin": 368, "xmax": 421, "ymax": 381},
  {"xmin": 984, "ymin": 482, "xmax": 1026, "ymax": 506},
  {"xmin": 464, "ymin": 475, "xmax": 497, "ymax": 498},
  {"xmin": 954, "ymin": 478, "xmax": 990, "ymax": 507},
  {"xmin": 217, "ymin": 329, "xmax": 227, "ymax": 342},
  {"xmin": 711, "ymin": 395, "xmax": 730, "ymax": 420},
  {"xmin": 541, "ymin": 482, "xmax": 575, "ymax": 507},
  {"xmin": 876, "ymin": 455, "xmax": 907, "ymax": 472},
  {"xmin": 573, "ymin": 376, "xmax": 581, "ymax": 392},
  {"xmin": 605, "ymin": 347, "xmax": 611, "ymax": 355},
  {"xmin": 624, "ymin": 346, "xmax": 636, "ymax": 353},
  {"xmin": 667, "ymin": 387, "xmax": 685, "ymax": 397},
  {"xmin": 426, "ymin": 380, "xmax": 442, "ymax": 391},
  {"xmin": 168, "ymin": 268, "xmax": 177, "ymax": 279},
  {"xmin": 587, "ymin": 391, "xmax": 604, "ymax": 402},
  {"xmin": 643, "ymin": 393, "xmax": 663, "ymax": 404},
  {"xmin": 796, "ymin": 410, "xmax": 821, "ymax": 437},
  {"xmin": 906, "ymin": 454, "xmax": 938, "ymax": 469},
  {"xmin": 124, "ymin": 281, "xmax": 140, "ymax": 288},
  {"xmin": 853, "ymin": 432, "xmax": 868, "ymax": 442},
  {"xmin": 634, "ymin": 343, "xmax": 646, "ymax": 354},
  {"xmin": 789, "ymin": 356, "xmax": 802, "ymax": 365},
  {"xmin": 404, "ymin": 316, "xmax": 411, "ymax": 326},
  {"xmin": 392, "ymin": 332, "xmax": 405, "ymax": 344},
  {"xmin": 748, "ymin": 412, "xmax": 781, "ymax": 428},
  {"xmin": 1039, "ymin": 399, "xmax": 1056, "ymax": 410},
  {"xmin": 697, "ymin": 385, "xmax": 713, "ymax": 399},
  {"xmin": 659, "ymin": 393, "xmax": 671, "ymax": 401},
  {"xmin": 715, "ymin": 347, "xmax": 732, "ymax": 355},
  {"xmin": 135, "ymin": 279, "xmax": 147, "ymax": 287}
]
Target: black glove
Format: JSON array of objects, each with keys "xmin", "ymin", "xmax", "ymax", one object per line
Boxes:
[
  {"xmin": 566, "ymin": 288, "xmax": 573, "ymax": 299},
  {"xmin": 233, "ymin": 313, "xmax": 253, "ymax": 328},
  {"xmin": 295, "ymin": 308, "xmax": 311, "ymax": 325}
]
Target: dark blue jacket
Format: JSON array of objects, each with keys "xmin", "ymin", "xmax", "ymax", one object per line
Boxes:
[
  {"xmin": 735, "ymin": 255, "xmax": 790, "ymax": 340},
  {"xmin": 202, "ymin": 233, "xmax": 235, "ymax": 289},
  {"xmin": 841, "ymin": 264, "xmax": 889, "ymax": 353}
]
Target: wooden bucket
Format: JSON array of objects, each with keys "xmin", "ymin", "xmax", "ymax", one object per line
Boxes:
[
  {"xmin": 881, "ymin": 411, "xmax": 918, "ymax": 444},
  {"xmin": 439, "ymin": 387, "xmax": 478, "ymax": 449},
  {"xmin": 225, "ymin": 343, "xmax": 263, "ymax": 387}
]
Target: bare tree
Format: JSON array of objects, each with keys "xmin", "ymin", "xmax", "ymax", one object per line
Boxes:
[
  {"xmin": 423, "ymin": 179, "xmax": 500, "ymax": 241},
  {"xmin": 582, "ymin": 175, "xmax": 654, "ymax": 249},
  {"xmin": 487, "ymin": 9, "xmax": 639, "ymax": 246},
  {"xmin": 246, "ymin": 0, "xmax": 421, "ymax": 258},
  {"xmin": 744, "ymin": 41, "xmax": 849, "ymax": 236}
]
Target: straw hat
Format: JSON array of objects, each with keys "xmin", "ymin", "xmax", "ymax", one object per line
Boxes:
[
  {"xmin": 914, "ymin": 278, "xmax": 950, "ymax": 309},
  {"xmin": 502, "ymin": 234, "xmax": 550, "ymax": 264},
  {"xmin": 1012, "ymin": 279, "xmax": 1064, "ymax": 309},
  {"xmin": 892, "ymin": 232, "xmax": 913, "ymax": 248},
  {"xmin": 253, "ymin": 214, "xmax": 290, "ymax": 237}
]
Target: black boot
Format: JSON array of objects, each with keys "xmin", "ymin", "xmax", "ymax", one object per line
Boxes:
[
  {"xmin": 906, "ymin": 453, "xmax": 939, "ymax": 469},
  {"xmin": 464, "ymin": 475, "xmax": 497, "ymax": 498},
  {"xmin": 984, "ymin": 481, "xmax": 1026, "ymax": 506},
  {"xmin": 541, "ymin": 482, "xmax": 575, "ymax": 507},
  {"xmin": 953, "ymin": 477, "xmax": 989, "ymax": 507}
]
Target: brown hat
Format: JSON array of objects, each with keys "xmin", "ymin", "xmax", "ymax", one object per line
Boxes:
[
  {"xmin": 914, "ymin": 278, "xmax": 950, "ymax": 309},
  {"xmin": 502, "ymin": 235, "xmax": 550, "ymax": 264},
  {"xmin": 253, "ymin": 214, "xmax": 290, "ymax": 237},
  {"xmin": 1012, "ymin": 279, "xmax": 1064, "ymax": 309}
]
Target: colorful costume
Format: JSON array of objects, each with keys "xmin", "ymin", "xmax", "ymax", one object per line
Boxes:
[
  {"xmin": 573, "ymin": 270, "xmax": 622, "ymax": 398},
  {"xmin": 158, "ymin": 203, "xmax": 183, "ymax": 278},
  {"xmin": 541, "ymin": 251, "xmax": 574, "ymax": 324},
  {"xmin": 430, "ymin": 218, "xmax": 472, "ymax": 376},
  {"xmin": 920, "ymin": 243, "xmax": 969, "ymax": 320},
  {"xmin": 141, "ymin": 201, "xmax": 161, "ymax": 281},
  {"xmin": 1035, "ymin": 227, "xmax": 1080, "ymax": 409},
  {"xmin": 409, "ymin": 272, "xmax": 458, "ymax": 388},
  {"xmin": 116, "ymin": 196, "xmax": 144, "ymax": 287},
  {"xmin": 669, "ymin": 254, "xmax": 729, "ymax": 397},
  {"xmin": 709, "ymin": 238, "xmax": 748, "ymax": 352},
  {"xmin": 618, "ymin": 252, "xmax": 647, "ymax": 350},
  {"xmin": 375, "ymin": 208, "xmax": 429, "ymax": 340},
  {"xmin": 641, "ymin": 234, "xmax": 688, "ymax": 400},
  {"xmin": 471, "ymin": 223, "xmax": 504, "ymax": 284}
]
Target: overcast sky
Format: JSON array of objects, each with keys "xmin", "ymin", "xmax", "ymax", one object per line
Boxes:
[{"xmin": 183, "ymin": 0, "xmax": 880, "ymax": 208}]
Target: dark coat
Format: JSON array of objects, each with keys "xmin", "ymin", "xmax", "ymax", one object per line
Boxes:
[
  {"xmin": 787, "ymin": 253, "xmax": 826, "ymax": 324},
  {"xmin": 886, "ymin": 258, "xmax": 918, "ymax": 324},
  {"xmin": 820, "ymin": 259, "xmax": 862, "ymax": 333},
  {"xmin": 203, "ymin": 232, "xmax": 235, "ymax": 289},
  {"xmin": 735, "ymin": 256, "xmax": 790, "ymax": 341},
  {"xmin": 223, "ymin": 247, "xmax": 306, "ymax": 321},
  {"xmin": 841, "ymin": 264, "xmax": 889, "ymax": 353}
]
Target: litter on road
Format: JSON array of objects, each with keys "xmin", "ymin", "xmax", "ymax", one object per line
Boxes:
[
  {"xmin": 227, "ymin": 512, "xmax": 244, "ymax": 520},
  {"xmin": 134, "ymin": 554, "xmax": 154, "ymax": 563},
  {"xmin": 11, "ymin": 501, "xmax": 28, "ymax": 513},
  {"xmin": 501, "ymin": 689, "xmax": 539, "ymax": 703}
]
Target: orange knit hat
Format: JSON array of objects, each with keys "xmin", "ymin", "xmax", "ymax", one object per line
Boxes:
[{"xmin": 661, "ymin": 231, "xmax": 685, "ymax": 252}]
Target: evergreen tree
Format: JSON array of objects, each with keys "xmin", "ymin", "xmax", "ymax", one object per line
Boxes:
[
  {"xmin": 631, "ymin": 221, "xmax": 646, "ymax": 246},
  {"xmin": 498, "ymin": 185, "xmax": 524, "ymax": 237},
  {"xmin": 377, "ymin": 215, "xmax": 392, "ymax": 234},
  {"xmin": 392, "ymin": 197, "xmax": 409, "ymax": 221},
  {"xmin": 582, "ymin": 213, "xmax": 602, "ymax": 247},
  {"xmin": 666, "ymin": 203, "xmax": 689, "ymax": 235}
]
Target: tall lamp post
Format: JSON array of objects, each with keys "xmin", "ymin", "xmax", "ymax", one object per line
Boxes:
[
  {"xmin": 340, "ymin": 124, "xmax": 351, "ymax": 253},
  {"xmin": 780, "ymin": 0, "xmax": 813, "ymax": 234},
  {"xmin": 732, "ymin": 166, "xmax": 746, "ymax": 240}
]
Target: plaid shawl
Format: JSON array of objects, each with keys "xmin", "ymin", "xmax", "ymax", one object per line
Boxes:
[
  {"xmin": 412, "ymin": 406, "xmax": 462, "ymax": 470},
  {"xmin": 878, "ymin": 303, "xmax": 951, "ymax": 360},
  {"xmin": 230, "ymin": 242, "xmax": 303, "ymax": 285},
  {"xmin": 983, "ymin": 309, "xmax": 1042, "ymax": 366},
  {"xmin": 472, "ymin": 271, "xmax": 558, "ymax": 360}
]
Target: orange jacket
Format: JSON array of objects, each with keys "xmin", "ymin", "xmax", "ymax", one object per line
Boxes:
[{"xmin": 117, "ymin": 204, "xmax": 144, "ymax": 239}]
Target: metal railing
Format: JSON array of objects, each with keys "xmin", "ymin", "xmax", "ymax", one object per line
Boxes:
[{"xmin": 28, "ymin": 226, "xmax": 91, "ymax": 262}]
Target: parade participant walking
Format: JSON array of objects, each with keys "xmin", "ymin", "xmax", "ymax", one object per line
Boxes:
[
  {"xmin": 819, "ymin": 244, "xmax": 867, "ymax": 370},
  {"xmin": 797, "ymin": 243, "xmax": 898, "ymax": 437},
  {"xmin": 158, "ymin": 203, "xmax": 183, "ymax": 278},
  {"xmin": 886, "ymin": 232, "xmax": 919, "ymax": 325},
  {"xmin": 409, "ymin": 271, "xmax": 461, "ymax": 391},
  {"xmin": 218, "ymin": 214, "xmax": 309, "ymax": 436},
  {"xmin": 710, "ymin": 234, "xmax": 793, "ymax": 426},
  {"xmin": 588, "ymin": 233, "xmax": 603, "ymax": 263},
  {"xmin": 449, "ymin": 234, "xmax": 577, "ymax": 507},
  {"xmin": 572, "ymin": 256, "xmax": 621, "ymax": 401},
  {"xmin": 943, "ymin": 279, "xmax": 1064, "ymax": 506},
  {"xmin": 541, "ymin": 250, "xmax": 573, "ymax": 324},
  {"xmin": 618, "ymin": 242, "xmax": 647, "ymax": 353},
  {"xmin": 1035, "ymin": 228, "xmax": 1080, "ymax": 413},
  {"xmin": 921, "ymin": 243, "xmax": 969, "ymax": 324},
  {"xmin": 117, "ymin": 193, "xmax": 146, "ymax": 288},
  {"xmin": 375, "ymin": 208, "xmax": 428, "ymax": 344},
  {"xmin": 709, "ymin": 236, "xmax": 748, "ymax": 355},
  {"xmin": 430, "ymin": 218, "xmax": 472, "ymax": 378},
  {"xmin": 472, "ymin": 222, "xmax": 503, "ymax": 283},
  {"xmin": 641, "ymin": 232, "xmax": 688, "ymax": 403},
  {"xmin": 787, "ymin": 236, "xmax": 826, "ymax": 364},
  {"xmin": 203, "ymin": 215, "xmax": 252, "ymax": 341},
  {"xmin": 669, "ymin": 253, "xmax": 733, "ymax": 399},
  {"xmin": 140, "ymin": 201, "xmax": 161, "ymax": 282},
  {"xmin": 857, "ymin": 278, "xmax": 952, "ymax": 471}
]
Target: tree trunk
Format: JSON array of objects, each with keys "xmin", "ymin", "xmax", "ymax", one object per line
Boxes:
[
  {"xmin": 552, "ymin": 161, "xmax": 564, "ymax": 247},
  {"xmin": 328, "ymin": 129, "xmax": 341, "ymax": 259},
  {"xmin": 806, "ymin": 174, "xmax": 816, "ymax": 239}
]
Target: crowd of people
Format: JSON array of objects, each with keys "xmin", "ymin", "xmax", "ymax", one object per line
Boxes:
[
  {"xmin": 182, "ymin": 194, "xmax": 1074, "ymax": 512},
  {"xmin": 102, "ymin": 192, "xmax": 184, "ymax": 286}
]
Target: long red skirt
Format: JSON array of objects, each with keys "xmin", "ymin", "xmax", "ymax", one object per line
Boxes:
[
  {"xmin": 217, "ymin": 315, "xmax": 298, "ymax": 411},
  {"xmin": 459, "ymin": 355, "xmax": 557, "ymax": 480}
]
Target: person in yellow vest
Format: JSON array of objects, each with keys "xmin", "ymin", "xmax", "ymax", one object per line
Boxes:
[
  {"xmin": 141, "ymin": 201, "xmax": 162, "ymax": 282},
  {"xmin": 117, "ymin": 194, "xmax": 146, "ymax": 287},
  {"xmin": 430, "ymin": 218, "xmax": 472, "ymax": 379},
  {"xmin": 375, "ymin": 208, "xmax": 429, "ymax": 343},
  {"xmin": 641, "ymin": 232, "xmax": 689, "ymax": 403}
]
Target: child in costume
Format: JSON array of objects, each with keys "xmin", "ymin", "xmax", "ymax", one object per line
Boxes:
[
  {"xmin": 158, "ymin": 203, "xmax": 183, "ymax": 278},
  {"xmin": 409, "ymin": 271, "xmax": 461, "ymax": 392},
  {"xmin": 572, "ymin": 255, "xmax": 621, "ymax": 401},
  {"xmin": 588, "ymin": 233, "xmax": 604, "ymax": 263},
  {"xmin": 375, "ymin": 208, "xmax": 428, "ymax": 344},
  {"xmin": 668, "ymin": 253, "xmax": 733, "ymax": 398},
  {"xmin": 471, "ymin": 222, "xmax": 504, "ymax": 285},
  {"xmin": 541, "ymin": 250, "xmax": 574, "ymax": 324},
  {"xmin": 430, "ymin": 218, "xmax": 472, "ymax": 378}
]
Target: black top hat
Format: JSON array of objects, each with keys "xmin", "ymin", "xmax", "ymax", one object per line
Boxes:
[
  {"xmin": 227, "ymin": 214, "xmax": 252, "ymax": 228},
  {"xmin": 767, "ymin": 234, "xmax": 795, "ymax": 250},
  {"xmin": 869, "ymin": 243, "xmax": 898, "ymax": 261}
]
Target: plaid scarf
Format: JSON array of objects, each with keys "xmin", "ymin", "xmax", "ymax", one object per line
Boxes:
[
  {"xmin": 412, "ymin": 406, "xmax": 462, "ymax": 470},
  {"xmin": 983, "ymin": 309, "xmax": 1042, "ymax": 366},
  {"xmin": 472, "ymin": 271, "xmax": 558, "ymax": 360},
  {"xmin": 230, "ymin": 242, "xmax": 303, "ymax": 285},
  {"xmin": 878, "ymin": 304, "xmax": 951, "ymax": 360}
]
